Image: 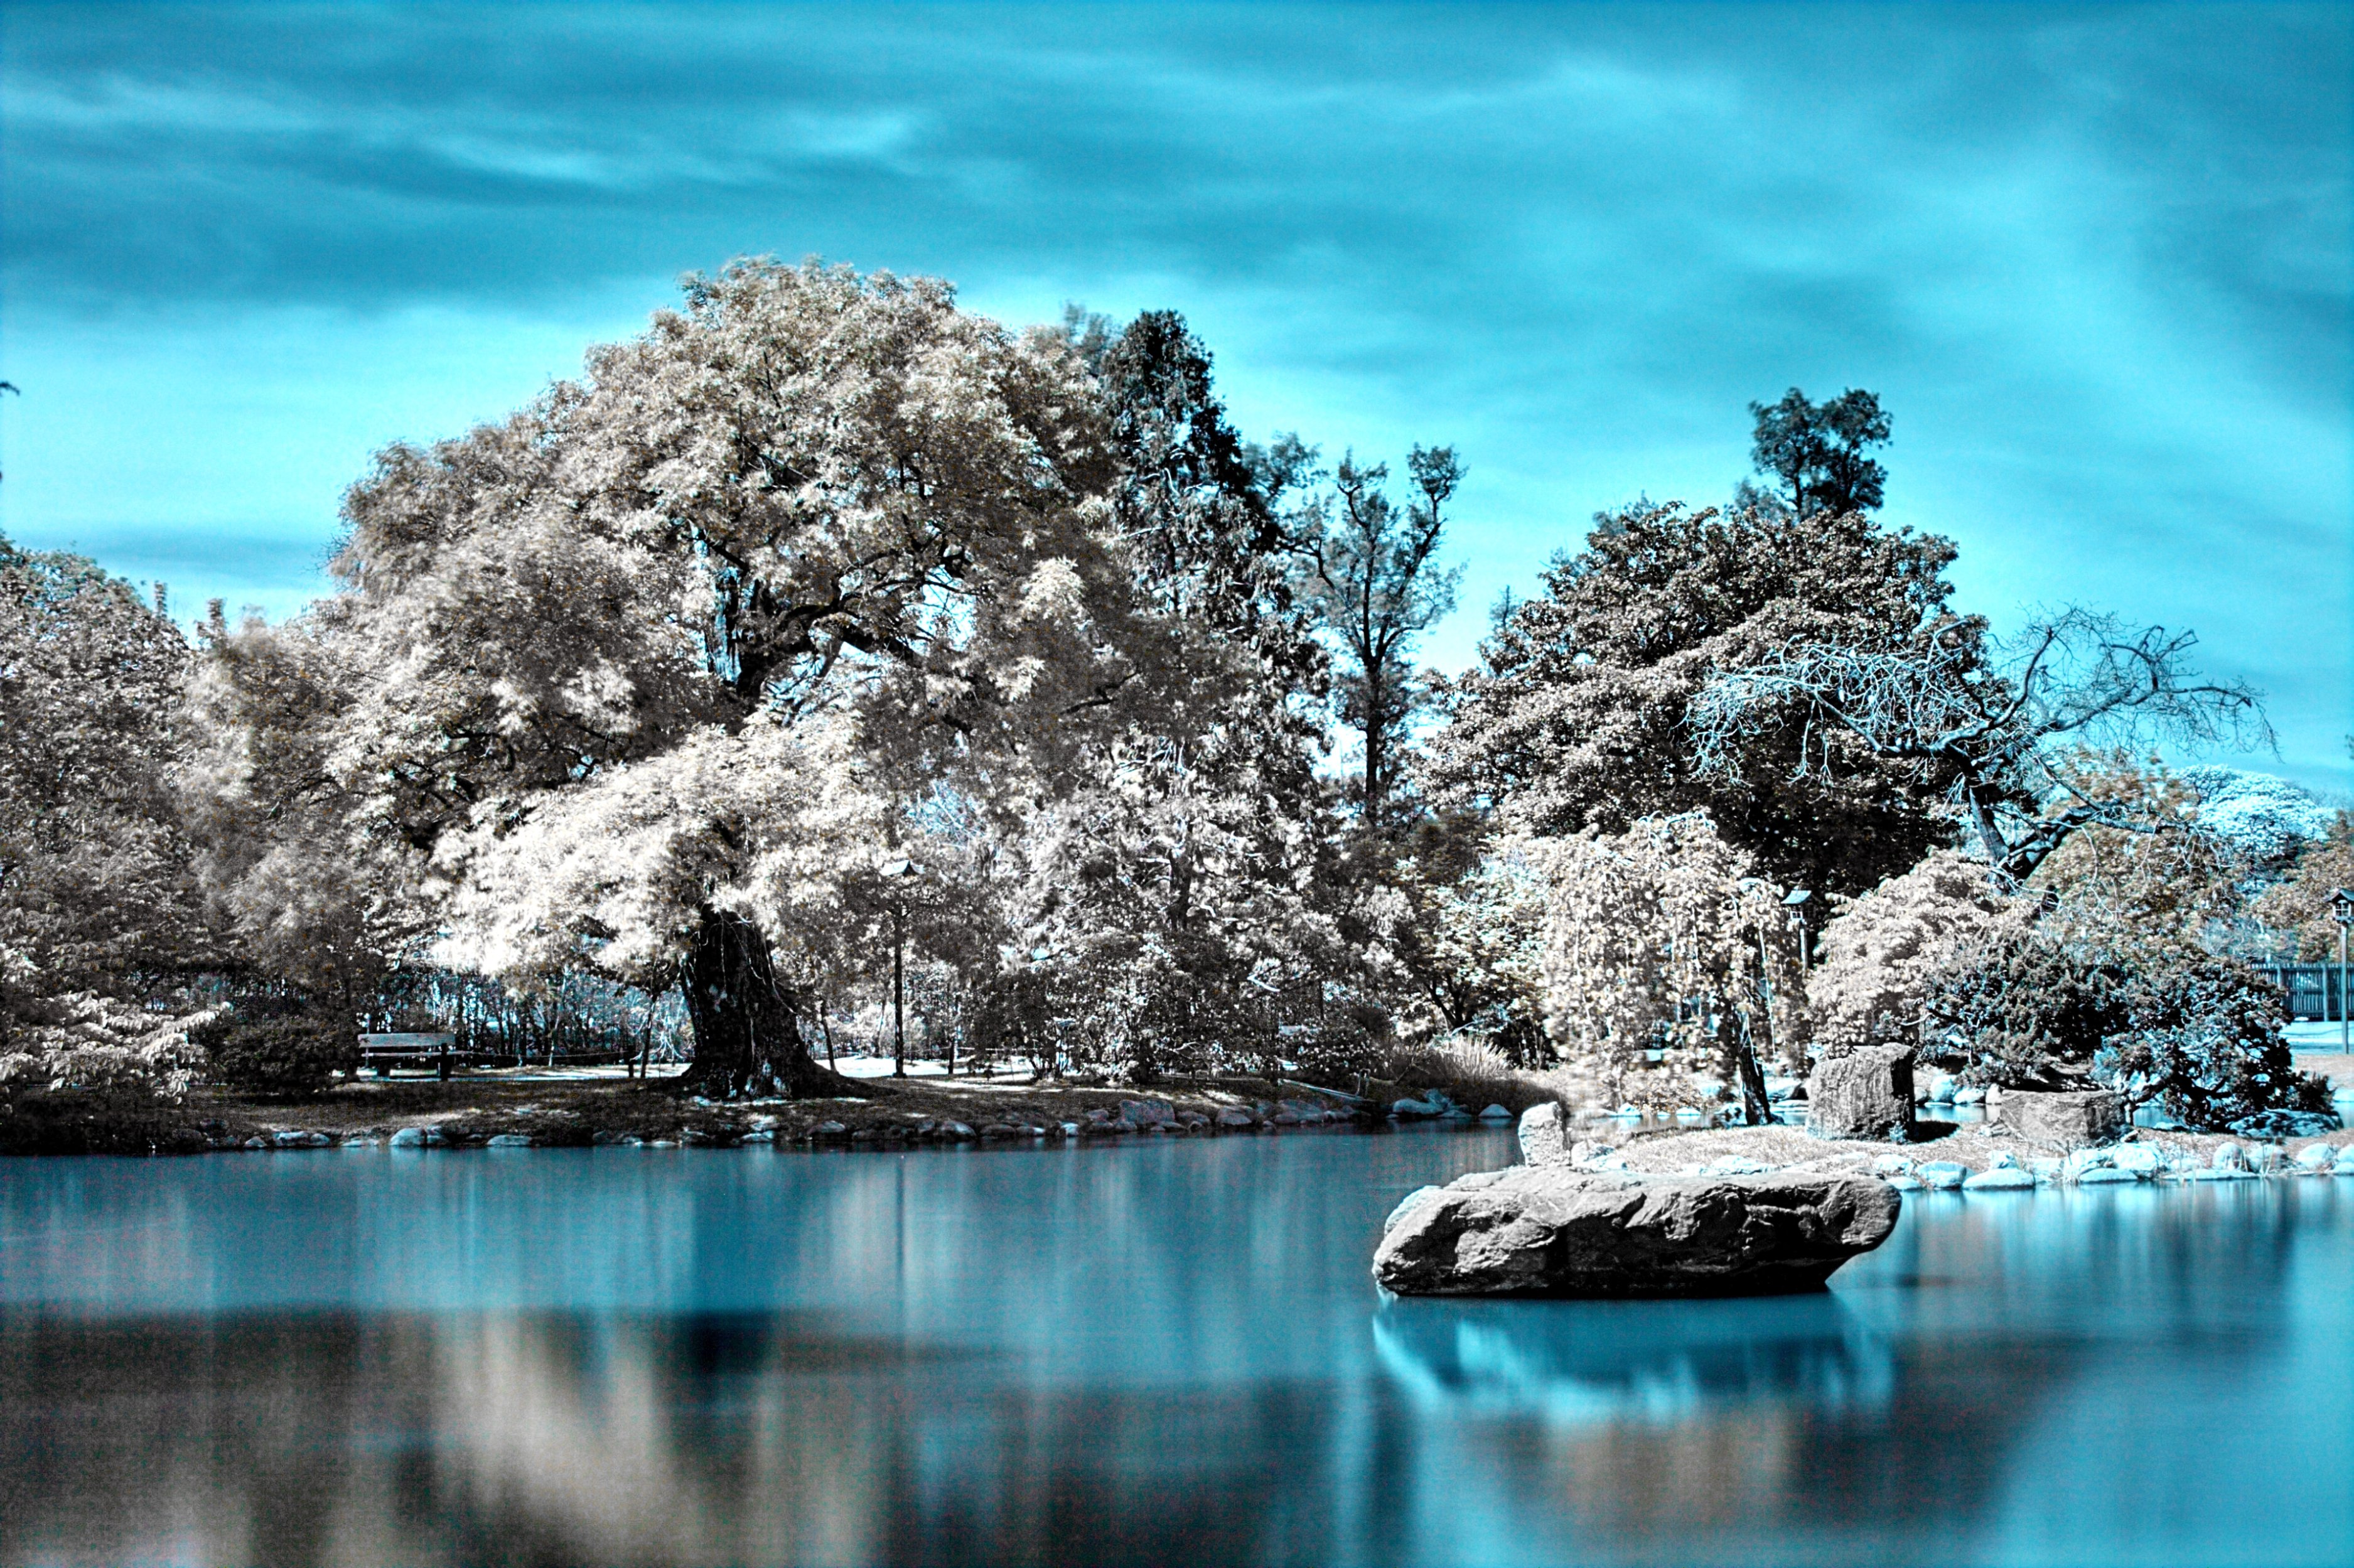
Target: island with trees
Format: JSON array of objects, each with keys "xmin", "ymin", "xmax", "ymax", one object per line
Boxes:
[{"xmin": 3, "ymin": 260, "xmax": 2346, "ymax": 1174}]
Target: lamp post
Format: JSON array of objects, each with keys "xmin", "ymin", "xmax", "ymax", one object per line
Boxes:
[
  {"xmin": 881, "ymin": 857, "xmax": 924, "ymax": 1078},
  {"xmin": 1783, "ymin": 888, "xmax": 1814, "ymax": 970},
  {"xmin": 2331, "ymin": 888, "xmax": 2353, "ymax": 1052}
]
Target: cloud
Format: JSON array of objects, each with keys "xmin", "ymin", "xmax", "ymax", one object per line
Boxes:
[{"xmin": 2, "ymin": 3, "xmax": 2346, "ymax": 787}]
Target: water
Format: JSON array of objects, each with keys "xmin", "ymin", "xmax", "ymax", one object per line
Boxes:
[{"xmin": 2, "ymin": 1131, "xmax": 2350, "ymax": 1567}]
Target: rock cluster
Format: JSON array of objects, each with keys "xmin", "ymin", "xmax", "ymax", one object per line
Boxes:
[{"xmin": 1372, "ymin": 1164, "xmax": 1901, "ymax": 1297}]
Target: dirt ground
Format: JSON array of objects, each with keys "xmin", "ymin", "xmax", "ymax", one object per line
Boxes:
[{"xmin": 1, "ymin": 1063, "xmax": 1411, "ymax": 1155}]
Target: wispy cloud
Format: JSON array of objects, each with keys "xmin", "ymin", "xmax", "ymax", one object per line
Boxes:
[{"xmin": 1, "ymin": 3, "xmax": 2346, "ymax": 787}]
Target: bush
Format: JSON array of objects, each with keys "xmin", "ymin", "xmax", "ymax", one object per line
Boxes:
[
  {"xmin": 1920, "ymin": 930, "xmax": 2337, "ymax": 1133},
  {"xmin": 201, "ymin": 1015, "xmax": 357, "ymax": 1098},
  {"xmin": 2090, "ymin": 947, "xmax": 2338, "ymax": 1135}
]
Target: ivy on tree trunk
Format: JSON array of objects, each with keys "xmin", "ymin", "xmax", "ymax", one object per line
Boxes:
[{"xmin": 676, "ymin": 908, "xmax": 866, "ymax": 1100}]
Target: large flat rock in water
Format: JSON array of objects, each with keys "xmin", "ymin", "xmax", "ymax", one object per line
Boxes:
[{"xmin": 1373, "ymin": 1166, "xmax": 1901, "ymax": 1298}]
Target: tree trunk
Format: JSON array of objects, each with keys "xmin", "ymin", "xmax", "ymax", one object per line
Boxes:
[
  {"xmin": 1729, "ymin": 1015, "xmax": 1773, "ymax": 1127},
  {"xmin": 676, "ymin": 908, "xmax": 869, "ymax": 1100}
]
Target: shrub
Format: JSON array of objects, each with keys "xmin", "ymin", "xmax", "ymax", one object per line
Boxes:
[
  {"xmin": 1919, "ymin": 930, "xmax": 2336, "ymax": 1133},
  {"xmin": 2091, "ymin": 947, "xmax": 2338, "ymax": 1135},
  {"xmin": 201, "ymin": 1015, "xmax": 357, "ymax": 1098}
]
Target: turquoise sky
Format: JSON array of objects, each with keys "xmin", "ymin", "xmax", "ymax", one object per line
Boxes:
[{"xmin": 4, "ymin": 3, "xmax": 2348, "ymax": 792}]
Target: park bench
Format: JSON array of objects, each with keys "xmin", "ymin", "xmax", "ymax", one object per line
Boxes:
[{"xmin": 357, "ymin": 1032, "xmax": 456, "ymax": 1078}]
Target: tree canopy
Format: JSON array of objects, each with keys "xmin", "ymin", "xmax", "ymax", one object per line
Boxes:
[{"xmin": 1428, "ymin": 501, "xmax": 1965, "ymax": 894}]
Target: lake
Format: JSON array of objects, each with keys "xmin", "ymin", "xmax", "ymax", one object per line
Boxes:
[{"xmin": 2, "ymin": 1129, "xmax": 2350, "ymax": 1567}]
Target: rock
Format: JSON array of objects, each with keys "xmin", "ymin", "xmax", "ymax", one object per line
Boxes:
[
  {"xmin": 2078, "ymin": 1166, "xmax": 2140, "ymax": 1184},
  {"xmin": 1060, "ymin": 1122, "xmax": 1080, "ymax": 1137},
  {"xmin": 486, "ymin": 1134, "xmax": 534, "ymax": 1149},
  {"xmin": 1372, "ymin": 1166, "xmax": 1900, "ymax": 1297},
  {"xmin": 2112, "ymin": 1143, "xmax": 2163, "ymax": 1174},
  {"xmin": 1119, "ymin": 1099, "xmax": 1175, "ymax": 1128},
  {"xmin": 1998, "ymin": 1089, "xmax": 2125, "ymax": 1150},
  {"xmin": 940, "ymin": 1121, "xmax": 977, "ymax": 1141},
  {"xmin": 1954, "ymin": 1085, "xmax": 1988, "ymax": 1105},
  {"xmin": 1871, "ymin": 1153, "xmax": 1913, "ymax": 1175},
  {"xmin": 2027, "ymin": 1157, "xmax": 2062, "ymax": 1181},
  {"xmin": 1478, "ymin": 1104, "xmax": 1513, "ymax": 1122},
  {"xmin": 1390, "ymin": 1097, "xmax": 1444, "ymax": 1120},
  {"xmin": 1216, "ymin": 1108, "xmax": 1255, "ymax": 1128},
  {"xmin": 980, "ymin": 1123, "xmax": 1019, "ymax": 1141},
  {"xmin": 1385, "ymin": 1185, "xmax": 1444, "ymax": 1232},
  {"xmin": 1963, "ymin": 1166, "xmax": 2036, "ymax": 1191},
  {"xmin": 2295, "ymin": 1142, "xmax": 2341, "ymax": 1170},
  {"xmin": 813, "ymin": 1120, "xmax": 849, "ymax": 1138},
  {"xmin": 1705, "ymin": 1156, "xmax": 1775, "ymax": 1176},
  {"xmin": 240, "ymin": 1136, "xmax": 267, "ymax": 1151},
  {"xmin": 2187, "ymin": 1166, "xmax": 2254, "ymax": 1181},
  {"xmin": 1918, "ymin": 1161, "xmax": 1968, "ymax": 1190},
  {"xmin": 1884, "ymin": 1174, "xmax": 1925, "ymax": 1191},
  {"xmin": 1805, "ymin": 1045, "xmax": 1915, "ymax": 1142},
  {"xmin": 1991, "ymin": 1151, "xmax": 2019, "ymax": 1169},
  {"xmin": 271, "ymin": 1130, "xmax": 331, "ymax": 1149},
  {"xmin": 740, "ymin": 1129, "xmax": 775, "ymax": 1143},
  {"xmin": 1271, "ymin": 1110, "xmax": 1301, "ymax": 1126},
  {"xmin": 2213, "ymin": 1142, "xmax": 2249, "ymax": 1171},
  {"xmin": 1517, "ymin": 1102, "xmax": 1576, "ymax": 1166},
  {"xmin": 390, "ymin": 1127, "xmax": 427, "ymax": 1149},
  {"xmin": 1928, "ymin": 1075, "xmax": 1959, "ymax": 1104}
]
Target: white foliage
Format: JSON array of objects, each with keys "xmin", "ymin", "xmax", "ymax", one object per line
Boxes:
[{"xmin": 2176, "ymin": 766, "xmax": 2336, "ymax": 861}]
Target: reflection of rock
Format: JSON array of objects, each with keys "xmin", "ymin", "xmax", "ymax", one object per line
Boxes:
[
  {"xmin": 1372, "ymin": 1167, "xmax": 1900, "ymax": 1297},
  {"xmin": 1373, "ymin": 1292, "xmax": 1894, "ymax": 1426}
]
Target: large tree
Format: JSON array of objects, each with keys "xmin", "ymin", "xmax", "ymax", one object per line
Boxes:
[
  {"xmin": 1294, "ymin": 445, "xmax": 1463, "ymax": 827},
  {"xmin": 1686, "ymin": 609, "xmax": 2269, "ymax": 886},
  {"xmin": 1739, "ymin": 387, "xmax": 1891, "ymax": 518},
  {"xmin": 190, "ymin": 261, "xmax": 1134, "ymax": 1099},
  {"xmin": 0, "ymin": 535, "xmax": 217, "ymax": 1094},
  {"xmin": 993, "ymin": 311, "xmax": 1345, "ymax": 1077},
  {"xmin": 1428, "ymin": 501, "xmax": 1965, "ymax": 895}
]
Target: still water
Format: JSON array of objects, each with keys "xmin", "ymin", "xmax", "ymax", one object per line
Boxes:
[{"xmin": 2, "ymin": 1130, "xmax": 2350, "ymax": 1567}]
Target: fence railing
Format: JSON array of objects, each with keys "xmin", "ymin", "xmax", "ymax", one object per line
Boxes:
[{"xmin": 2261, "ymin": 964, "xmax": 2350, "ymax": 1022}]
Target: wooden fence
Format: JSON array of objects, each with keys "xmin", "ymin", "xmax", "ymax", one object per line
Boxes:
[{"xmin": 2262, "ymin": 964, "xmax": 2350, "ymax": 1021}]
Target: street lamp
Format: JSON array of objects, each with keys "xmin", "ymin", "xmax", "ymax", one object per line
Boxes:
[
  {"xmin": 2331, "ymin": 888, "xmax": 2353, "ymax": 1051},
  {"xmin": 881, "ymin": 857, "xmax": 925, "ymax": 1078},
  {"xmin": 1783, "ymin": 888, "xmax": 1815, "ymax": 970}
]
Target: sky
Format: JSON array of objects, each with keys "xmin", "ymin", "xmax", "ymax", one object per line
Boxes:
[{"xmin": 4, "ymin": 2, "xmax": 2349, "ymax": 793}]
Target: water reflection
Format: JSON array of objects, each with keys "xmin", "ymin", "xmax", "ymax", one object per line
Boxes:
[
  {"xmin": 0, "ymin": 1142, "xmax": 2348, "ymax": 1565},
  {"xmin": 1372, "ymin": 1294, "xmax": 1894, "ymax": 1426}
]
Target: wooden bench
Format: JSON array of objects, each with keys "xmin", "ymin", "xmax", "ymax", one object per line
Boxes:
[{"xmin": 358, "ymin": 1033, "xmax": 456, "ymax": 1078}]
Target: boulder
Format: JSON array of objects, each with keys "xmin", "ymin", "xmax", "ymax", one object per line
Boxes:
[
  {"xmin": 1963, "ymin": 1166, "xmax": 2035, "ymax": 1191},
  {"xmin": 2295, "ymin": 1142, "xmax": 2340, "ymax": 1171},
  {"xmin": 1215, "ymin": 1108, "xmax": 1255, "ymax": 1128},
  {"xmin": 485, "ymin": 1133, "xmax": 534, "ymax": 1149},
  {"xmin": 2112, "ymin": 1143, "xmax": 2164, "ymax": 1174},
  {"xmin": 1997, "ymin": 1089, "xmax": 2124, "ymax": 1150},
  {"xmin": 1517, "ymin": 1102, "xmax": 1577, "ymax": 1167},
  {"xmin": 1478, "ymin": 1104, "xmax": 1513, "ymax": 1122},
  {"xmin": 2078, "ymin": 1166, "xmax": 2140, "ymax": 1184},
  {"xmin": 1918, "ymin": 1161, "xmax": 1967, "ymax": 1190},
  {"xmin": 1806, "ymin": 1046, "xmax": 1915, "ymax": 1141},
  {"xmin": 1372, "ymin": 1166, "xmax": 1900, "ymax": 1298},
  {"xmin": 390, "ymin": 1127, "xmax": 428, "ymax": 1149}
]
